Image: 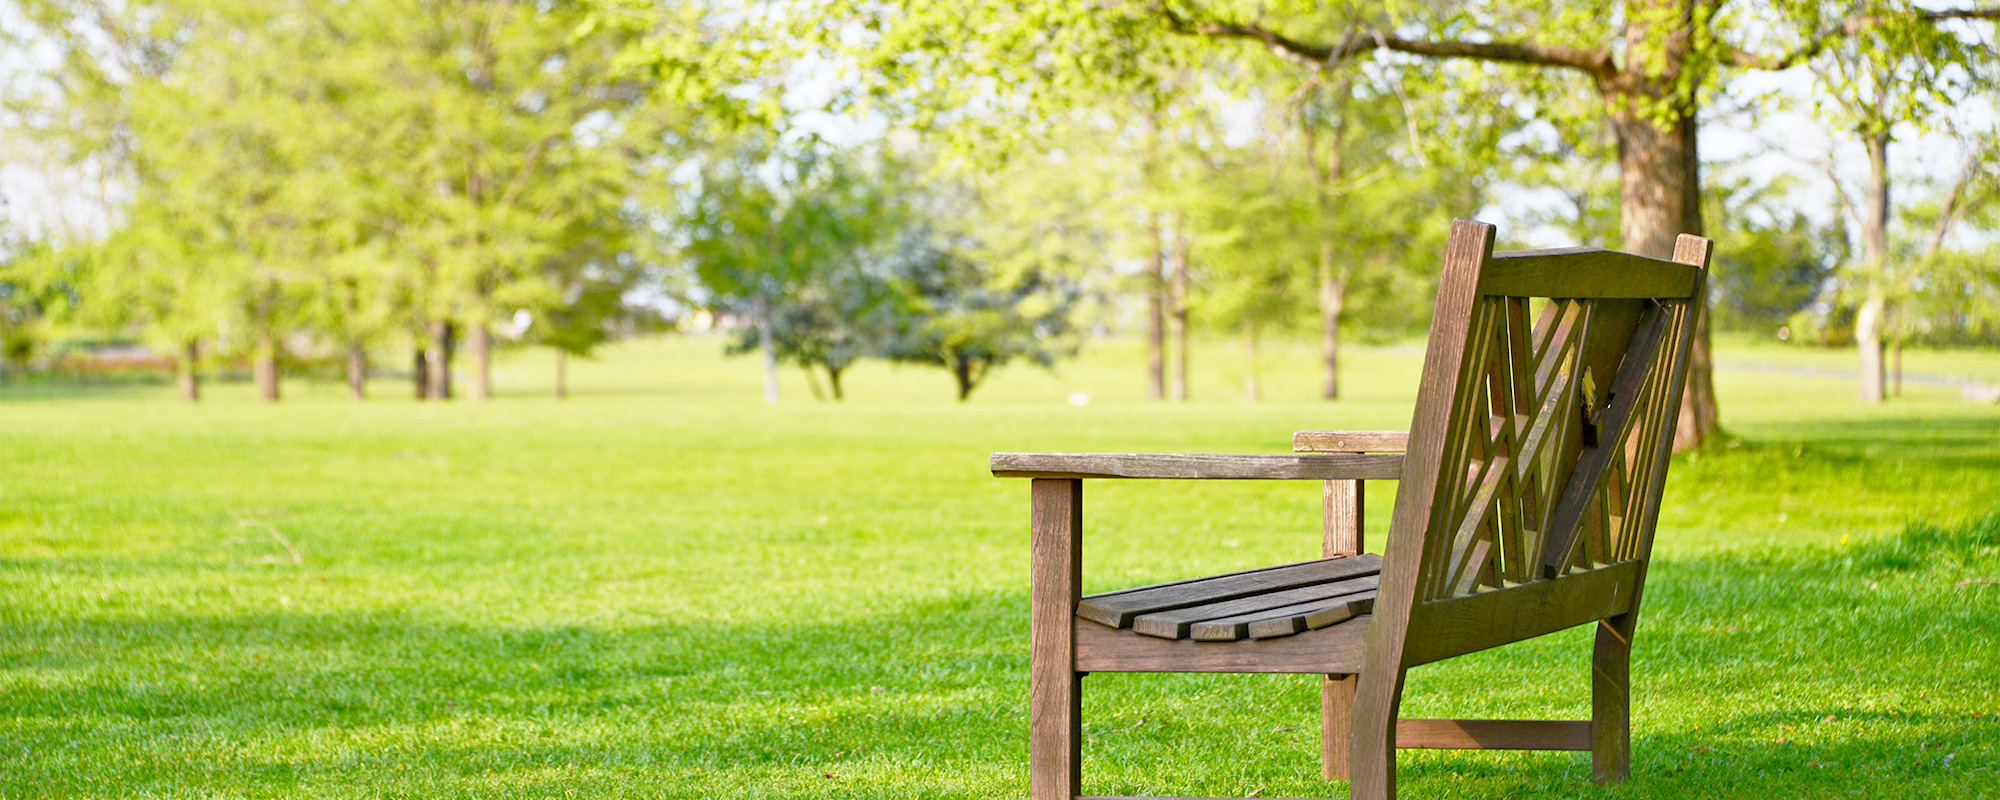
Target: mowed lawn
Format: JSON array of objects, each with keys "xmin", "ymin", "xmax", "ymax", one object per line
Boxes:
[{"xmin": 4, "ymin": 336, "xmax": 1999, "ymax": 799}]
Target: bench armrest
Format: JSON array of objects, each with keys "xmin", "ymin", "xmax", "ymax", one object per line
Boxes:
[
  {"xmin": 1292, "ymin": 430, "xmax": 1409, "ymax": 453},
  {"xmin": 990, "ymin": 452, "xmax": 1403, "ymax": 481}
]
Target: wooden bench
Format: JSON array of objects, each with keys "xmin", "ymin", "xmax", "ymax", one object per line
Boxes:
[{"xmin": 991, "ymin": 219, "xmax": 1711, "ymax": 799}]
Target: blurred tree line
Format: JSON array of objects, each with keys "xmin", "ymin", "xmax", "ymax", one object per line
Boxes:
[{"xmin": 0, "ymin": 0, "xmax": 1996, "ymax": 411}]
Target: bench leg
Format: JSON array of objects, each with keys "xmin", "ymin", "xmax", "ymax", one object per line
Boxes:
[
  {"xmin": 1320, "ymin": 477, "xmax": 1365, "ymax": 784},
  {"xmin": 1592, "ymin": 614, "xmax": 1634, "ymax": 784},
  {"xmin": 1321, "ymin": 674, "xmax": 1356, "ymax": 781},
  {"xmin": 1030, "ymin": 479, "xmax": 1083, "ymax": 800},
  {"xmin": 1349, "ymin": 667, "xmax": 1405, "ymax": 800}
]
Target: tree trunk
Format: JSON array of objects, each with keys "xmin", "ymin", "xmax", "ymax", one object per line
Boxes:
[
  {"xmin": 176, "ymin": 338, "xmax": 200, "ymax": 402},
  {"xmin": 1613, "ymin": 103, "xmax": 1714, "ymax": 449},
  {"xmin": 953, "ymin": 356, "xmax": 975, "ymax": 401},
  {"xmin": 1169, "ymin": 216, "xmax": 1190, "ymax": 401},
  {"xmin": 1314, "ymin": 99, "xmax": 1348, "ymax": 403},
  {"xmin": 1319, "ymin": 242, "xmax": 1345, "ymax": 401},
  {"xmin": 346, "ymin": 339, "xmax": 366, "ymax": 400},
  {"xmin": 253, "ymin": 328, "xmax": 279, "ymax": 403},
  {"xmin": 1240, "ymin": 320, "xmax": 1261, "ymax": 402},
  {"xmin": 755, "ymin": 294, "xmax": 778, "ymax": 404},
  {"xmin": 554, "ymin": 349, "xmax": 568, "ymax": 401},
  {"xmin": 828, "ymin": 366, "xmax": 845, "ymax": 401},
  {"xmin": 1855, "ymin": 132, "xmax": 1890, "ymax": 404},
  {"xmin": 803, "ymin": 367, "xmax": 827, "ymax": 402},
  {"xmin": 1891, "ymin": 336, "xmax": 1903, "ymax": 397},
  {"xmin": 414, "ymin": 344, "xmax": 429, "ymax": 400},
  {"xmin": 468, "ymin": 324, "xmax": 493, "ymax": 401},
  {"xmin": 1146, "ymin": 212, "xmax": 1166, "ymax": 401},
  {"xmin": 426, "ymin": 320, "xmax": 454, "ymax": 400}
]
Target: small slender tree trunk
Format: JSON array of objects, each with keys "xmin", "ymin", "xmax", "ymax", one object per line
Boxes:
[
  {"xmin": 467, "ymin": 324, "xmax": 493, "ymax": 401},
  {"xmin": 755, "ymin": 294, "xmax": 778, "ymax": 403},
  {"xmin": 803, "ymin": 367, "xmax": 827, "ymax": 402},
  {"xmin": 1855, "ymin": 132, "xmax": 1890, "ymax": 404},
  {"xmin": 1314, "ymin": 102, "xmax": 1348, "ymax": 402},
  {"xmin": 828, "ymin": 366, "xmax": 845, "ymax": 401},
  {"xmin": 253, "ymin": 330, "xmax": 279, "ymax": 402},
  {"xmin": 1169, "ymin": 218, "xmax": 1190, "ymax": 401},
  {"xmin": 1319, "ymin": 243, "xmax": 1346, "ymax": 401},
  {"xmin": 954, "ymin": 356, "xmax": 975, "ymax": 402},
  {"xmin": 1890, "ymin": 300, "xmax": 1903, "ymax": 397},
  {"xmin": 426, "ymin": 320, "xmax": 454, "ymax": 400},
  {"xmin": 1146, "ymin": 213, "xmax": 1166, "ymax": 400},
  {"xmin": 176, "ymin": 338, "xmax": 200, "ymax": 402},
  {"xmin": 1892, "ymin": 336, "xmax": 1903, "ymax": 397},
  {"xmin": 414, "ymin": 345, "xmax": 430, "ymax": 400},
  {"xmin": 554, "ymin": 349, "xmax": 568, "ymax": 401},
  {"xmin": 346, "ymin": 339, "xmax": 366, "ymax": 400},
  {"xmin": 1240, "ymin": 320, "xmax": 1261, "ymax": 402}
]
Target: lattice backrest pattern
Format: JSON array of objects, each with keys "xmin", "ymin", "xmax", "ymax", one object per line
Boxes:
[{"xmin": 1394, "ymin": 222, "xmax": 1710, "ymax": 604}]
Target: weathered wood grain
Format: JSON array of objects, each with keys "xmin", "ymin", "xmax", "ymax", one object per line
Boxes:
[
  {"xmin": 1324, "ymin": 478, "xmax": 1365, "ymax": 558},
  {"xmin": 1590, "ymin": 233, "xmax": 1712, "ymax": 787},
  {"xmin": 1180, "ymin": 592, "xmax": 1373, "ymax": 641},
  {"xmin": 1352, "ymin": 218, "xmax": 1496, "ymax": 800},
  {"xmin": 1129, "ymin": 577, "xmax": 1376, "ymax": 639},
  {"xmin": 1293, "ymin": 430, "xmax": 1410, "ymax": 453},
  {"xmin": 1593, "ymin": 615, "xmax": 1633, "ymax": 783},
  {"xmin": 1028, "ymin": 479, "xmax": 1081, "ymax": 800},
  {"xmin": 1396, "ymin": 719, "xmax": 1592, "ymax": 750},
  {"xmin": 1074, "ymin": 612, "xmax": 1369, "ymax": 674},
  {"xmin": 1322, "ymin": 673, "xmax": 1357, "ymax": 782},
  {"xmin": 1537, "ymin": 305, "xmax": 1668, "ymax": 578},
  {"xmin": 991, "ymin": 452, "xmax": 1402, "ymax": 481},
  {"xmin": 1403, "ymin": 560, "xmax": 1641, "ymax": 666},
  {"xmin": 1078, "ymin": 554, "xmax": 1382, "ymax": 629},
  {"xmin": 1480, "ymin": 247, "xmax": 1701, "ymax": 299}
]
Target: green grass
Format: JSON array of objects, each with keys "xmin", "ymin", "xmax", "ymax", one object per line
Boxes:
[{"xmin": 3, "ymin": 336, "xmax": 1998, "ymax": 798}]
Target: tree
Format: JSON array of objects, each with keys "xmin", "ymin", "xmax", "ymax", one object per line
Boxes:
[
  {"xmin": 0, "ymin": 240, "xmax": 75, "ymax": 386},
  {"xmin": 814, "ymin": 0, "xmax": 2000, "ymax": 450},
  {"xmin": 725, "ymin": 263, "xmax": 895, "ymax": 400},
  {"xmin": 1807, "ymin": 15, "xmax": 1981, "ymax": 401},
  {"xmin": 681, "ymin": 139, "xmax": 895, "ymax": 403},
  {"xmin": 351, "ymin": 0, "xmax": 667, "ymax": 402},
  {"xmin": 8, "ymin": 0, "xmax": 741, "ymax": 403},
  {"xmin": 880, "ymin": 227, "xmax": 1084, "ymax": 401},
  {"xmin": 89, "ymin": 205, "xmax": 243, "ymax": 401},
  {"xmin": 528, "ymin": 270, "xmax": 660, "ymax": 401},
  {"xmin": 1894, "ymin": 127, "xmax": 2000, "ymax": 352}
]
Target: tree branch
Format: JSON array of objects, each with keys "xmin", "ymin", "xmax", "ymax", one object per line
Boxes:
[
  {"xmin": 1727, "ymin": 8, "xmax": 2000, "ymax": 71},
  {"xmin": 1926, "ymin": 143, "xmax": 1992, "ymax": 257},
  {"xmin": 1156, "ymin": 6, "xmax": 1615, "ymax": 77}
]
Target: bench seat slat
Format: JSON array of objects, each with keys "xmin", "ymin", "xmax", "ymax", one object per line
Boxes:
[
  {"xmin": 1076, "ymin": 554, "xmax": 1382, "ymax": 629},
  {"xmin": 1133, "ymin": 575, "xmax": 1381, "ymax": 639},
  {"xmin": 1190, "ymin": 590, "xmax": 1378, "ymax": 641}
]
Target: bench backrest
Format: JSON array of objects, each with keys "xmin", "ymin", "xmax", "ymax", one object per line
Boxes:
[{"xmin": 1380, "ymin": 219, "xmax": 1710, "ymax": 615}]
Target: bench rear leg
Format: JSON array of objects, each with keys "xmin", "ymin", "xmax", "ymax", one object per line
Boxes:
[
  {"xmin": 1592, "ymin": 613, "xmax": 1634, "ymax": 784},
  {"xmin": 1349, "ymin": 667, "xmax": 1405, "ymax": 800}
]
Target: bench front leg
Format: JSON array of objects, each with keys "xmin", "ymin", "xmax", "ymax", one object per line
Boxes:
[
  {"xmin": 1321, "ymin": 477, "xmax": 1365, "ymax": 781},
  {"xmin": 1029, "ymin": 479, "xmax": 1083, "ymax": 800}
]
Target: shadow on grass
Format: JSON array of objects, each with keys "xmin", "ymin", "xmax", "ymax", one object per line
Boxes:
[{"xmin": 4, "ymin": 516, "xmax": 1997, "ymax": 797}]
